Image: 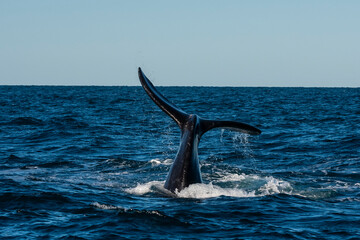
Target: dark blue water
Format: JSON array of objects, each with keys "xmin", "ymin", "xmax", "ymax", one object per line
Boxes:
[{"xmin": 1, "ymin": 85, "xmax": 359, "ymax": 239}]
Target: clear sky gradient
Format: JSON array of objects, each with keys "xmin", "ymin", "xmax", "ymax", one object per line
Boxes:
[{"xmin": 1, "ymin": 1, "xmax": 359, "ymax": 87}]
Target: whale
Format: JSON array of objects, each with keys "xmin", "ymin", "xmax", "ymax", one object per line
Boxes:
[{"xmin": 138, "ymin": 67, "xmax": 261, "ymax": 193}]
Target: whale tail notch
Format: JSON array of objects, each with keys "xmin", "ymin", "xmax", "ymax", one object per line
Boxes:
[{"xmin": 138, "ymin": 67, "xmax": 261, "ymax": 136}]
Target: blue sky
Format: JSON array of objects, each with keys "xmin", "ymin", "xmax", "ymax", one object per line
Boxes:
[{"xmin": 0, "ymin": 1, "xmax": 359, "ymax": 86}]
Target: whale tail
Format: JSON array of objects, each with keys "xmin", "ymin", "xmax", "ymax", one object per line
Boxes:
[{"xmin": 138, "ymin": 67, "xmax": 261, "ymax": 136}]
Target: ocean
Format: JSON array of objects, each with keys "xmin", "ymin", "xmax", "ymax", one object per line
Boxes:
[{"xmin": 0, "ymin": 85, "xmax": 359, "ymax": 239}]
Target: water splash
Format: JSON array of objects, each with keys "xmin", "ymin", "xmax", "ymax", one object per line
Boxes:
[
  {"xmin": 125, "ymin": 173, "xmax": 293, "ymax": 199},
  {"xmin": 232, "ymin": 132, "xmax": 254, "ymax": 158},
  {"xmin": 125, "ymin": 181, "xmax": 165, "ymax": 195},
  {"xmin": 149, "ymin": 158, "xmax": 173, "ymax": 166}
]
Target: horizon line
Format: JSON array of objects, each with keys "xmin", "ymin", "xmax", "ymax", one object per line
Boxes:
[{"xmin": 0, "ymin": 84, "xmax": 359, "ymax": 88}]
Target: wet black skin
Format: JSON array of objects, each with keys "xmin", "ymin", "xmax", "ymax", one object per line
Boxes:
[
  {"xmin": 138, "ymin": 67, "xmax": 261, "ymax": 193},
  {"xmin": 164, "ymin": 114, "xmax": 202, "ymax": 192}
]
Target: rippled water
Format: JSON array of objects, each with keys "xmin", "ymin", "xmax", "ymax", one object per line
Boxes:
[{"xmin": 1, "ymin": 86, "xmax": 359, "ymax": 239}]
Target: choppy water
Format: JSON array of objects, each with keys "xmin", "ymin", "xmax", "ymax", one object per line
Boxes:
[{"xmin": 0, "ymin": 85, "xmax": 359, "ymax": 239}]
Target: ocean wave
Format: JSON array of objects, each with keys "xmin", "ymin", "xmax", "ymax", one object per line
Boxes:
[
  {"xmin": 49, "ymin": 116, "xmax": 89, "ymax": 129},
  {"xmin": 90, "ymin": 202, "xmax": 187, "ymax": 225},
  {"xmin": 90, "ymin": 202, "xmax": 122, "ymax": 210},
  {"xmin": 91, "ymin": 202, "xmax": 166, "ymax": 217},
  {"xmin": 21, "ymin": 160, "xmax": 78, "ymax": 169},
  {"xmin": 0, "ymin": 192, "xmax": 72, "ymax": 210},
  {"xmin": 6, "ymin": 117, "xmax": 44, "ymax": 126}
]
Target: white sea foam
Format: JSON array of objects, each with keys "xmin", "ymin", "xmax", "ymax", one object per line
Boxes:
[
  {"xmin": 175, "ymin": 183, "xmax": 257, "ymax": 199},
  {"xmin": 125, "ymin": 173, "xmax": 293, "ymax": 199},
  {"xmin": 258, "ymin": 177, "xmax": 292, "ymax": 195},
  {"xmin": 149, "ymin": 158, "xmax": 173, "ymax": 166},
  {"xmin": 149, "ymin": 158, "xmax": 161, "ymax": 165},
  {"xmin": 125, "ymin": 181, "xmax": 164, "ymax": 195},
  {"xmin": 216, "ymin": 173, "xmax": 247, "ymax": 182},
  {"xmin": 91, "ymin": 202, "xmax": 120, "ymax": 210}
]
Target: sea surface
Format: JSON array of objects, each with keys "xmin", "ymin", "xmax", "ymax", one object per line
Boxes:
[{"xmin": 0, "ymin": 85, "xmax": 359, "ymax": 239}]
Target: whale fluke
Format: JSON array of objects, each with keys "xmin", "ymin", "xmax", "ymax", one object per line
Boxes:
[
  {"xmin": 138, "ymin": 68, "xmax": 188, "ymax": 127},
  {"xmin": 200, "ymin": 119, "xmax": 261, "ymax": 136},
  {"xmin": 138, "ymin": 67, "xmax": 261, "ymax": 193}
]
